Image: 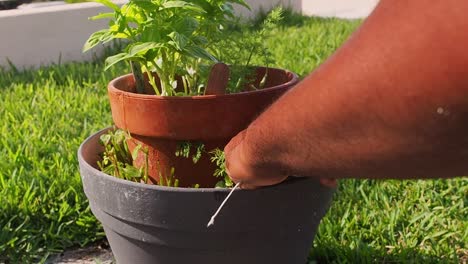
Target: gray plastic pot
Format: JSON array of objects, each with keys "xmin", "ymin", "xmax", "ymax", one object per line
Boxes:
[{"xmin": 78, "ymin": 128, "xmax": 335, "ymax": 264}]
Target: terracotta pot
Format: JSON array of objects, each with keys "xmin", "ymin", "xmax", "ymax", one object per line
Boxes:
[
  {"xmin": 108, "ymin": 67, "xmax": 299, "ymax": 187},
  {"xmin": 78, "ymin": 128, "xmax": 335, "ymax": 264}
]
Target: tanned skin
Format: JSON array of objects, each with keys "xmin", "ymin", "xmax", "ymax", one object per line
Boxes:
[{"xmin": 224, "ymin": 0, "xmax": 468, "ymax": 189}]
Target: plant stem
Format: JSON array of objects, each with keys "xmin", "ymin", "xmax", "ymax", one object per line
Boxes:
[
  {"xmin": 109, "ymin": 150, "xmax": 121, "ymax": 179},
  {"xmin": 143, "ymin": 65, "xmax": 160, "ymax": 95},
  {"xmin": 144, "ymin": 147, "xmax": 149, "ymax": 184},
  {"xmin": 151, "ymin": 61, "xmax": 170, "ymax": 96},
  {"xmin": 130, "ymin": 61, "xmax": 146, "ymax": 94}
]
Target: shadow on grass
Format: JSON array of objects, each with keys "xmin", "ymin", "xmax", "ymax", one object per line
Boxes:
[{"xmin": 309, "ymin": 242, "xmax": 461, "ymax": 264}]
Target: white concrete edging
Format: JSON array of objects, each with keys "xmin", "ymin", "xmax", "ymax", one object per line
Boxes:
[
  {"xmin": 235, "ymin": 0, "xmax": 378, "ymax": 19},
  {"xmin": 0, "ymin": 0, "xmax": 378, "ymax": 69},
  {"xmin": 0, "ymin": 1, "xmax": 127, "ymax": 69}
]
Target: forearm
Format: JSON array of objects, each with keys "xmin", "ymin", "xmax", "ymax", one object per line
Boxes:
[{"xmin": 241, "ymin": 0, "xmax": 468, "ymax": 179}]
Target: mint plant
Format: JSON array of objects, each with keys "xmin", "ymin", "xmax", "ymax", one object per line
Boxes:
[
  {"xmin": 98, "ymin": 128, "xmax": 236, "ymax": 187},
  {"xmin": 98, "ymin": 128, "xmax": 149, "ymax": 183},
  {"xmin": 98, "ymin": 128, "xmax": 182, "ymax": 186},
  {"xmin": 84, "ymin": 0, "xmax": 249, "ymax": 96}
]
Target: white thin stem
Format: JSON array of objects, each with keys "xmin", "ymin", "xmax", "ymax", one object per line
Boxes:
[{"xmin": 207, "ymin": 182, "xmax": 241, "ymax": 228}]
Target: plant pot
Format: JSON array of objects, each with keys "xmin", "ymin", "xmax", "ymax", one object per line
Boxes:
[
  {"xmin": 108, "ymin": 67, "xmax": 299, "ymax": 187},
  {"xmin": 79, "ymin": 127, "xmax": 335, "ymax": 264}
]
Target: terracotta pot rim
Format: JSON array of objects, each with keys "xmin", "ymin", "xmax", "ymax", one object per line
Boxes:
[{"xmin": 108, "ymin": 67, "xmax": 299, "ymax": 100}]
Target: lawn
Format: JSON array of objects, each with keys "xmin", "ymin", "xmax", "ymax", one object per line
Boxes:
[{"xmin": 0, "ymin": 14, "xmax": 466, "ymax": 263}]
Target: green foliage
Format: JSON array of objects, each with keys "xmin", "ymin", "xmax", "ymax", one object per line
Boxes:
[
  {"xmin": 175, "ymin": 141, "xmax": 205, "ymax": 164},
  {"xmin": 157, "ymin": 167, "xmax": 180, "ymax": 187},
  {"xmin": 97, "ymin": 128, "xmax": 181, "ymax": 187},
  {"xmin": 209, "ymin": 148, "xmax": 233, "ymax": 188},
  {"xmin": 98, "ymin": 128, "xmax": 149, "ymax": 183},
  {"xmin": 250, "ymin": 5, "xmax": 307, "ymax": 29},
  {"xmin": 99, "ymin": 134, "xmax": 232, "ymax": 187},
  {"xmin": 256, "ymin": 16, "xmax": 362, "ymax": 77},
  {"xmin": 84, "ymin": 0, "xmax": 252, "ymax": 96},
  {"xmin": 95, "ymin": 128, "xmax": 187, "ymax": 186},
  {"xmin": 215, "ymin": 7, "xmax": 283, "ymax": 93},
  {"xmin": 1, "ymin": 13, "xmax": 465, "ymax": 264}
]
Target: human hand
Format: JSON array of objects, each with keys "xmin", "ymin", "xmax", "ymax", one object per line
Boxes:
[
  {"xmin": 224, "ymin": 130, "xmax": 337, "ymax": 189},
  {"xmin": 224, "ymin": 130, "xmax": 288, "ymax": 189}
]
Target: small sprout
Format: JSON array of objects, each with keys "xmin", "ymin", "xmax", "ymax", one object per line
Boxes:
[
  {"xmin": 98, "ymin": 128, "xmax": 148, "ymax": 183},
  {"xmin": 131, "ymin": 144, "xmax": 142, "ymax": 160},
  {"xmin": 99, "ymin": 131, "xmax": 234, "ymax": 188},
  {"xmin": 209, "ymin": 148, "xmax": 233, "ymax": 188},
  {"xmin": 193, "ymin": 143, "xmax": 205, "ymax": 164},
  {"xmin": 158, "ymin": 166, "xmax": 179, "ymax": 187},
  {"xmin": 175, "ymin": 141, "xmax": 205, "ymax": 164}
]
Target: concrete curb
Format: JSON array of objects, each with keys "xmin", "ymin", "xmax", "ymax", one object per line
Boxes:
[{"xmin": 0, "ymin": 0, "xmax": 378, "ymax": 70}]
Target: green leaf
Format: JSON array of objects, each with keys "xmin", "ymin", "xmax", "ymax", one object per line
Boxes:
[
  {"xmin": 215, "ymin": 181, "xmax": 226, "ymax": 188},
  {"xmin": 131, "ymin": 144, "xmax": 142, "ymax": 161},
  {"xmin": 192, "ymin": 35, "xmax": 208, "ymax": 46},
  {"xmin": 128, "ymin": 42, "xmax": 165, "ymax": 56},
  {"xmin": 140, "ymin": 30, "xmax": 157, "ymax": 43},
  {"xmin": 173, "ymin": 17, "xmax": 199, "ymax": 36},
  {"xmin": 121, "ymin": 3, "xmax": 146, "ymax": 24},
  {"xmin": 104, "ymin": 42, "xmax": 165, "ymax": 69},
  {"xmin": 224, "ymin": 176, "xmax": 234, "ymax": 187},
  {"xmin": 83, "ymin": 29, "xmax": 111, "ymax": 52},
  {"xmin": 184, "ymin": 45, "xmax": 218, "ymax": 62},
  {"xmin": 104, "ymin": 53, "xmax": 131, "ymax": 70},
  {"xmin": 108, "ymin": 24, "xmax": 131, "ymax": 39},
  {"xmin": 168, "ymin": 32, "xmax": 188, "ymax": 51},
  {"xmin": 122, "ymin": 165, "xmax": 142, "ymax": 179},
  {"xmin": 162, "ymin": 1, "xmax": 205, "ymax": 13},
  {"xmin": 99, "ymin": 134, "xmax": 111, "ymax": 146},
  {"xmin": 90, "ymin": 0, "xmax": 120, "ymax": 11},
  {"xmin": 131, "ymin": 0, "xmax": 157, "ymax": 11},
  {"xmin": 89, "ymin": 12, "xmax": 114, "ymax": 20}
]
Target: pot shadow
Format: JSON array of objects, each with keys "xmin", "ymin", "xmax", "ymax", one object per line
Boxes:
[{"xmin": 308, "ymin": 243, "xmax": 461, "ymax": 264}]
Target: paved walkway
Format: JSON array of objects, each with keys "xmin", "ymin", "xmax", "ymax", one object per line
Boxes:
[{"xmin": 46, "ymin": 241, "xmax": 114, "ymax": 264}]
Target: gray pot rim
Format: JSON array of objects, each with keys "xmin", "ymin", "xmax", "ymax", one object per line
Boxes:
[{"xmin": 78, "ymin": 126, "xmax": 316, "ymax": 192}]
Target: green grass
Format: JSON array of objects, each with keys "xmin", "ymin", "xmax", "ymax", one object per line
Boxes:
[
  {"xmin": 0, "ymin": 59, "xmax": 126, "ymax": 263},
  {"xmin": 0, "ymin": 15, "xmax": 466, "ymax": 263},
  {"xmin": 312, "ymin": 179, "xmax": 467, "ymax": 263}
]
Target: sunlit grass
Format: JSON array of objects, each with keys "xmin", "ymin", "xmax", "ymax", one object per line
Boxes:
[
  {"xmin": 0, "ymin": 13, "xmax": 466, "ymax": 263},
  {"xmin": 0, "ymin": 60, "xmax": 125, "ymax": 263}
]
